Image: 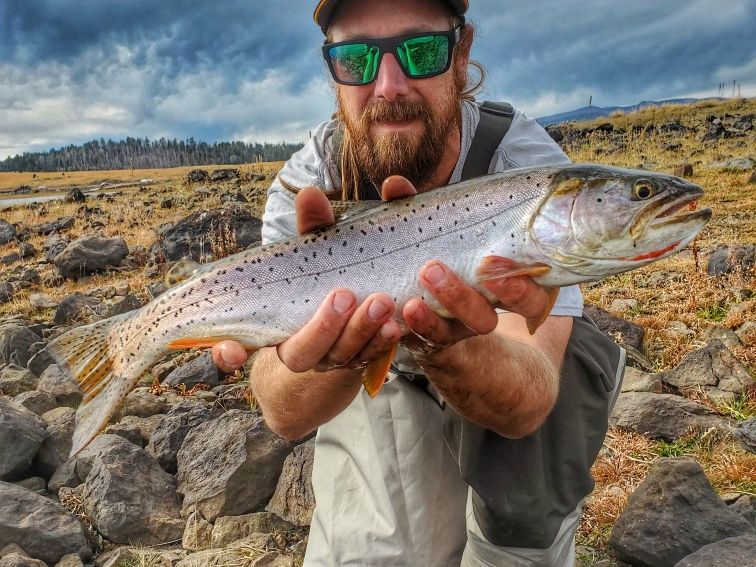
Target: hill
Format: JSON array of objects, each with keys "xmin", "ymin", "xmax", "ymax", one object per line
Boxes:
[{"xmin": 538, "ymin": 97, "xmax": 714, "ymax": 126}]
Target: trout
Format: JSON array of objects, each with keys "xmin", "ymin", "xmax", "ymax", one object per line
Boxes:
[{"xmin": 48, "ymin": 164, "xmax": 711, "ymax": 455}]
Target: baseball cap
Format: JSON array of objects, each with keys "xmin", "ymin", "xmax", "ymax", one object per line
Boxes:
[{"xmin": 314, "ymin": 0, "xmax": 469, "ymax": 33}]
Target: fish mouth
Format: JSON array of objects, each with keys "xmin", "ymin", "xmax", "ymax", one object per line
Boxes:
[{"xmin": 629, "ymin": 190, "xmax": 706, "ymax": 238}]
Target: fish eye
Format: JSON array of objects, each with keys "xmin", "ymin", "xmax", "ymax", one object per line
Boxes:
[{"xmin": 633, "ymin": 180, "xmax": 656, "ymax": 200}]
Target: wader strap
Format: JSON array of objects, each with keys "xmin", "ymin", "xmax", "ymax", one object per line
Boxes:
[{"xmin": 460, "ymin": 101, "xmax": 515, "ymax": 181}]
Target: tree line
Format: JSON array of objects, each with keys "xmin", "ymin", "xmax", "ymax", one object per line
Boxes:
[{"xmin": 0, "ymin": 137, "xmax": 305, "ymax": 172}]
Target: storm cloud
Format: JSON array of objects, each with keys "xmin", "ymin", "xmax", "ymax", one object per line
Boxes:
[{"xmin": 1, "ymin": 0, "xmax": 754, "ymax": 159}]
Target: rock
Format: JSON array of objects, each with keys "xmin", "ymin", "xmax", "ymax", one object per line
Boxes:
[
  {"xmin": 611, "ymin": 458, "xmax": 754, "ymax": 566},
  {"xmin": 54, "ymin": 553, "xmax": 85, "ymax": 567},
  {"xmin": 0, "ymin": 365, "xmax": 38, "ymax": 396},
  {"xmin": 733, "ymin": 418, "xmax": 756, "ymax": 454},
  {"xmin": 44, "ymin": 234, "xmax": 69, "ymax": 261},
  {"xmin": 266, "ymin": 439, "xmax": 315, "ymax": 526},
  {"xmin": 54, "ymin": 235, "xmax": 128, "ymax": 280},
  {"xmin": 181, "ymin": 510, "xmax": 213, "ymax": 551},
  {"xmin": 703, "ymin": 327, "xmax": 742, "ymax": 350},
  {"xmin": 584, "ymin": 305, "xmax": 645, "ymax": 351},
  {"xmin": 0, "ymin": 220, "xmax": 17, "ymax": 245},
  {"xmin": 74, "ymin": 434, "xmax": 135, "ymax": 482},
  {"xmin": 673, "ymin": 533, "xmax": 756, "ymax": 566},
  {"xmin": 610, "ymin": 298, "xmax": 639, "ymax": 312},
  {"xmin": 736, "ymin": 321, "xmax": 756, "ymax": 343},
  {"xmin": 210, "ymin": 168, "xmax": 240, "ymax": 182},
  {"xmin": 176, "ymin": 410, "xmax": 293, "ymax": 521},
  {"xmin": 146, "ymin": 281, "xmax": 167, "ymax": 298},
  {"xmin": 104, "ymin": 421, "xmax": 145, "ymax": 447},
  {"xmin": 13, "ymin": 477, "xmax": 45, "ymax": 492},
  {"xmin": 729, "ymin": 494, "xmax": 756, "ymax": 527},
  {"xmin": 619, "ymin": 367, "xmax": 663, "ymax": 393},
  {"xmin": 708, "ymin": 156, "xmax": 756, "ymax": 171},
  {"xmin": 0, "ymin": 481, "xmax": 92, "ymax": 564},
  {"xmin": 113, "ymin": 388, "xmax": 167, "ymax": 421},
  {"xmin": 82, "ymin": 440, "xmax": 184, "ymax": 545},
  {"xmin": 187, "ymin": 170, "xmax": 209, "ymax": 183},
  {"xmin": 211, "ymin": 512, "xmax": 295, "ymax": 547},
  {"xmin": 53, "ymin": 293, "xmax": 105, "ymax": 326},
  {"xmin": 175, "ymin": 533, "xmax": 277, "ymax": 567},
  {"xmin": 34, "ymin": 407, "xmax": 75, "ymax": 478},
  {"xmin": 0, "ymin": 324, "xmax": 41, "ymax": 368},
  {"xmin": 706, "ymin": 244, "xmax": 755, "ymax": 276},
  {"xmin": 93, "ymin": 547, "xmax": 135, "ymax": 567},
  {"xmin": 18, "ymin": 243, "xmax": 36, "ymax": 259},
  {"xmin": 673, "ymin": 164, "xmax": 694, "ymax": 177},
  {"xmin": 107, "ymin": 293, "xmax": 142, "ymax": 317},
  {"xmin": 0, "ymin": 554, "xmax": 47, "ymax": 567},
  {"xmin": 0, "ymin": 399, "xmax": 46, "ymax": 481},
  {"xmin": 749, "ymin": 170, "xmax": 756, "ymax": 184},
  {"xmin": 0, "ymin": 283, "xmax": 14, "ymax": 303},
  {"xmin": 48, "ymin": 459, "xmax": 81, "ymax": 492},
  {"xmin": 610, "ymin": 392, "xmax": 729, "ymax": 441},
  {"xmin": 33, "ymin": 216, "xmax": 75, "ymax": 236},
  {"xmin": 163, "ymin": 352, "xmax": 220, "ymax": 388},
  {"xmin": 0, "ymin": 545, "xmax": 28, "ymax": 558},
  {"xmin": 64, "ymin": 189, "xmax": 86, "ymax": 203},
  {"xmin": 29, "ymin": 293, "xmax": 57, "ymax": 309},
  {"xmin": 158, "ymin": 207, "xmax": 262, "ymax": 262},
  {"xmin": 12, "ymin": 390, "xmax": 57, "ymax": 415},
  {"xmin": 37, "ymin": 364, "xmax": 83, "ymax": 408},
  {"xmin": 666, "ymin": 320, "xmax": 694, "ymax": 338},
  {"xmin": 147, "ymin": 402, "xmax": 212, "ymax": 473},
  {"xmin": 545, "ymin": 124, "xmax": 564, "ymax": 143},
  {"xmin": 27, "ymin": 347, "xmax": 56, "ymax": 378},
  {"xmin": 661, "ymin": 340, "xmax": 755, "ymax": 403}
]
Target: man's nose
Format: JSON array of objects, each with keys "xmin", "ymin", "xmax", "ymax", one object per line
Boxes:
[{"xmin": 373, "ymin": 53, "xmax": 410, "ymax": 101}]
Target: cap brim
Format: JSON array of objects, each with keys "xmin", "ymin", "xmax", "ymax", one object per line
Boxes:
[{"xmin": 315, "ymin": 0, "xmax": 469, "ymax": 32}]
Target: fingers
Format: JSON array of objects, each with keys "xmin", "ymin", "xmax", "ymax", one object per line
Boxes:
[
  {"xmin": 479, "ymin": 256, "xmax": 553, "ymax": 322},
  {"xmin": 403, "ymin": 298, "xmax": 477, "ymax": 348},
  {"xmin": 295, "ymin": 187, "xmax": 335, "ymax": 234},
  {"xmin": 276, "ymin": 290, "xmax": 399, "ymax": 373},
  {"xmin": 381, "ymin": 175, "xmax": 417, "ymax": 201},
  {"xmin": 212, "ymin": 340, "xmax": 251, "ymax": 373}
]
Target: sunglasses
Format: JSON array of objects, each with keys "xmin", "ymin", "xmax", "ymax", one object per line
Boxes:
[{"xmin": 322, "ymin": 28, "xmax": 461, "ymax": 86}]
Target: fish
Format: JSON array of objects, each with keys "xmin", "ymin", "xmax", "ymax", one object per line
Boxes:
[{"xmin": 47, "ymin": 163, "xmax": 711, "ymax": 455}]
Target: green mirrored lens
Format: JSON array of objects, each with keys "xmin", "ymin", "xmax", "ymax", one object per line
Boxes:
[
  {"xmin": 398, "ymin": 35, "xmax": 449, "ymax": 77},
  {"xmin": 328, "ymin": 44, "xmax": 380, "ymax": 84}
]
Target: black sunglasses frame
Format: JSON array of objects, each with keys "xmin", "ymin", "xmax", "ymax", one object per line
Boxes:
[{"xmin": 322, "ymin": 27, "xmax": 461, "ymax": 86}]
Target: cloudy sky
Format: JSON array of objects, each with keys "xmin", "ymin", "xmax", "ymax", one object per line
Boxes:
[{"xmin": 1, "ymin": 0, "xmax": 754, "ymax": 160}]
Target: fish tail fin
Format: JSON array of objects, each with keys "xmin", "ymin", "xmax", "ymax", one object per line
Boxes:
[
  {"xmin": 361, "ymin": 341, "xmax": 398, "ymax": 398},
  {"xmin": 47, "ymin": 313, "xmax": 137, "ymax": 456}
]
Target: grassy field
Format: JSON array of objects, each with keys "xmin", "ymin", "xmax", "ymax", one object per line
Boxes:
[{"xmin": 0, "ymin": 98, "xmax": 754, "ymax": 564}]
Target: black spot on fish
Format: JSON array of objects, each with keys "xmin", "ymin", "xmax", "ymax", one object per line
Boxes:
[{"xmin": 236, "ymin": 267, "xmax": 244, "ymax": 272}]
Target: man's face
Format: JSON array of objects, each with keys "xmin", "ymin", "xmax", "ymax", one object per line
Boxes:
[{"xmin": 329, "ymin": 0, "xmax": 468, "ymax": 189}]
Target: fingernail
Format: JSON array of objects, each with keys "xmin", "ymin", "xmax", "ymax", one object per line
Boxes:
[
  {"xmin": 424, "ymin": 263, "xmax": 446, "ymax": 286},
  {"xmin": 368, "ymin": 299, "xmax": 390, "ymax": 320},
  {"xmin": 332, "ymin": 291, "xmax": 355, "ymax": 314}
]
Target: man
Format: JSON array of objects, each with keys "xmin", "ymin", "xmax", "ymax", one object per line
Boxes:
[{"xmin": 213, "ymin": 1, "xmax": 588, "ymax": 565}]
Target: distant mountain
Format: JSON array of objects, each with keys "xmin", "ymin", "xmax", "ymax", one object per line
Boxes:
[{"xmin": 537, "ymin": 98, "xmax": 722, "ymax": 126}]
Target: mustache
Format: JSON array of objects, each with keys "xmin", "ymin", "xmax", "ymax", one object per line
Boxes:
[{"xmin": 361, "ymin": 99, "xmax": 431, "ymax": 125}]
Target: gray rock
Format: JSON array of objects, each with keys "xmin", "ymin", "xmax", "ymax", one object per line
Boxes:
[
  {"xmin": 112, "ymin": 389, "xmax": 167, "ymax": 421},
  {"xmin": 48, "ymin": 459, "xmax": 81, "ymax": 492},
  {"xmin": 1, "ymin": 253, "xmax": 21, "ymax": 267},
  {"xmin": 82, "ymin": 440, "xmax": 184, "ymax": 545},
  {"xmin": 34, "ymin": 407, "xmax": 75, "ymax": 478},
  {"xmin": 13, "ymin": 477, "xmax": 45, "ymax": 492},
  {"xmin": 708, "ymin": 157, "xmax": 756, "ymax": 171},
  {"xmin": 0, "ymin": 220, "xmax": 16, "ymax": 245},
  {"xmin": 182, "ymin": 510, "xmax": 213, "ymax": 551},
  {"xmin": 610, "ymin": 392, "xmax": 729, "ymax": 441},
  {"xmin": 611, "ymin": 298, "xmax": 639, "ymax": 312},
  {"xmin": 0, "ymin": 544, "xmax": 28, "ymax": 558},
  {"xmin": 12, "ymin": 390, "xmax": 57, "ymax": 415},
  {"xmin": 0, "ymin": 324, "xmax": 41, "ymax": 368},
  {"xmin": 0, "ymin": 283, "xmax": 13, "ymax": 304},
  {"xmin": 729, "ymin": 494, "xmax": 756, "ymax": 527},
  {"xmin": 187, "ymin": 169, "xmax": 209, "ymax": 183},
  {"xmin": 673, "ymin": 533, "xmax": 756, "ymax": 566},
  {"xmin": 0, "ymin": 398, "xmax": 46, "ymax": 481},
  {"xmin": 0, "ymin": 365, "xmax": 38, "ymax": 396},
  {"xmin": 107, "ymin": 294, "xmax": 142, "ymax": 317},
  {"xmin": 74, "ymin": 434, "xmax": 135, "ymax": 482},
  {"xmin": 176, "ymin": 410, "xmax": 293, "ymax": 521},
  {"xmin": 266, "ymin": 439, "xmax": 315, "ymax": 526},
  {"xmin": 54, "ymin": 553, "xmax": 85, "ymax": 567},
  {"xmin": 52, "ymin": 293, "xmax": 105, "ymax": 326},
  {"xmin": 706, "ymin": 244, "xmax": 755, "ymax": 277},
  {"xmin": 734, "ymin": 418, "xmax": 756, "ymax": 454},
  {"xmin": 29, "ymin": 293, "xmax": 57, "ymax": 309},
  {"xmin": 37, "ymin": 364, "xmax": 82, "ymax": 408},
  {"xmin": 610, "ymin": 458, "xmax": 754, "ymax": 567},
  {"xmin": 211, "ymin": 511, "xmax": 295, "ymax": 547},
  {"xmin": 147, "ymin": 402, "xmax": 212, "ymax": 473},
  {"xmin": 0, "ymin": 554, "xmax": 47, "ymax": 567},
  {"xmin": 54, "ymin": 235, "xmax": 128, "ymax": 280},
  {"xmin": 210, "ymin": 168, "xmax": 240, "ymax": 182},
  {"xmin": 34, "ymin": 216, "xmax": 74, "ymax": 236},
  {"xmin": 703, "ymin": 326, "xmax": 742, "ymax": 350},
  {"xmin": 163, "ymin": 352, "xmax": 220, "ymax": 388},
  {"xmin": 44, "ymin": 234, "xmax": 69, "ymax": 261},
  {"xmin": 661, "ymin": 340, "xmax": 755, "ymax": 403},
  {"xmin": 103, "ymin": 421, "xmax": 145, "ymax": 447},
  {"xmin": 158, "ymin": 207, "xmax": 262, "ymax": 262},
  {"xmin": 18, "ymin": 243, "xmax": 36, "ymax": 259},
  {"xmin": 27, "ymin": 347, "xmax": 56, "ymax": 377},
  {"xmin": 0, "ymin": 481, "xmax": 92, "ymax": 565},
  {"xmin": 64, "ymin": 189, "xmax": 86, "ymax": 203},
  {"xmin": 92, "ymin": 547, "xmax": 136, "ymax": 567}
]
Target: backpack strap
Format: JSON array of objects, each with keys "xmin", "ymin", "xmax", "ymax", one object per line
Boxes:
[{"xmin": 460, "ymin": 101, "xmax": 515, "ymax": 181}]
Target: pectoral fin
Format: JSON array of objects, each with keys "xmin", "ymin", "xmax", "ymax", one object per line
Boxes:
[
  {"xmin": 361, "ymin": 341, "xmax": 398, "ymax": 398},
  {"xmin": 525, "ymin": 287, "xmax": 560, "ymax": 335},
  {"xmin": 476, "ymin": 256, "xmax": 552, "ymax": 282}
]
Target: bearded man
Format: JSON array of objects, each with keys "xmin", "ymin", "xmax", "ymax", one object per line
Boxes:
[{"xmin": 212, "ymin": 1, "xmax": 597, "ymax": 565}]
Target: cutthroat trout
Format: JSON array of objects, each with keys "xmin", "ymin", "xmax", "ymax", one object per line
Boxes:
[{"xmin": 48, "ymin": 164, "xmax": 711, "ymax": 455}]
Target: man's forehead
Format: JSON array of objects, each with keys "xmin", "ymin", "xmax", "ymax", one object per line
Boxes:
[{"xmin": 328, "ymin": 0, "xmax": 453, "ymax": 41}]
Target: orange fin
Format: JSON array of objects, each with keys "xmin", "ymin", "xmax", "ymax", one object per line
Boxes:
[
  {"xmin": 526, "ymin": 287, "xmax": 560, "ymax": 335},
  {"xmin": 168, "ymin": 336, "xmax": 238, "ymax": 350},
  {"xmin": 477, "ymin": 256, "xmax": 552, "ymax": 282},
  {"xmin": 361, "ymin": 342, "xmax": 398, "ymax": 398}
]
